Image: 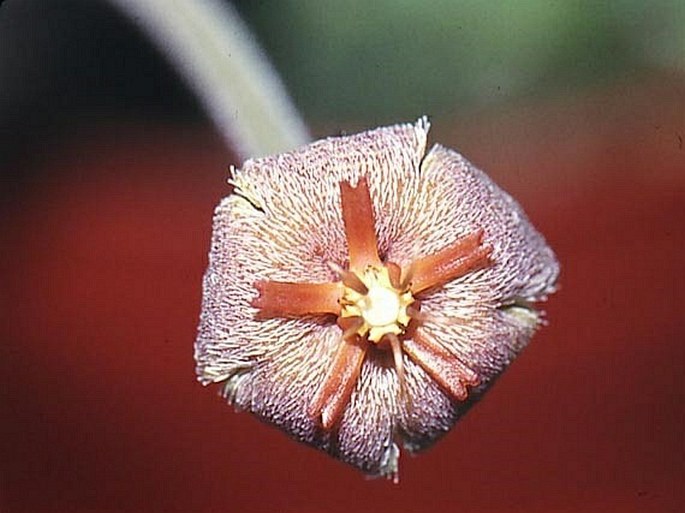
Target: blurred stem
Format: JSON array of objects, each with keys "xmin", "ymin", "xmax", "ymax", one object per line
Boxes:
[{"xmin": 108, "ymin": 0, "xmax": 311, "ymax": 159}]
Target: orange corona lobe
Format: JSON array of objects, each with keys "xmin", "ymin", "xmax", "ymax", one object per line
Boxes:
[
  {"xmin": 409, "ymin": 229, "xmax": 493, "ymax": 294},
  {"xmin": 339, "ymin": 178, "xmax": 381, "ymax": 271},
  {"xmin": 251, "ymin": 280, "xmax": 343, "ymax": 317},
  {"xmin": 308, "ymin": 337, "xmax": 367, "ymax": 430},
  {"xmin": 402, "ymin": 330, "xmax": 480, "ymax": 402}
]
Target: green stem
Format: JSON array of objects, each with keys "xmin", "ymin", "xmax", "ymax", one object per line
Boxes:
[{"xmin": 109, "ymin": 0, "xmax": 311, "ymax": 159}]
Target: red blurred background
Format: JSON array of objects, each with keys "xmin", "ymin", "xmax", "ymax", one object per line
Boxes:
[
  {"xmin": 1, "ymin": 2, "xmax": 684, "ymax": 512},
  {"xmin": 3, "ymin": 76, "xmax": 684, "ymax": 513}
]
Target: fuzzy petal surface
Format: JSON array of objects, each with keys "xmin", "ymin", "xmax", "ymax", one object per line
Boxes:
[{"xmin": 195, "ymin": 119, "xmax": 558, "ymax": 477}]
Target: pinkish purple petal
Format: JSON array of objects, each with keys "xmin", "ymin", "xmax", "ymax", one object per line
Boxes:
[{"xmin": 195, "ymin": 118, "xmax": 559, "ymax": 478}]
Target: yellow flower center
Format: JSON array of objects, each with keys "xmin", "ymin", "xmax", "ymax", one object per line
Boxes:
[{"xmin": 339, "ymin": 265, "xmax": 414, "ymax": 343}]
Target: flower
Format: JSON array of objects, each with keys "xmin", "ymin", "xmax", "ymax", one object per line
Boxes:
[{"xmin": 195, "ymin": 118, "xmax": 559, "ymax": 480}]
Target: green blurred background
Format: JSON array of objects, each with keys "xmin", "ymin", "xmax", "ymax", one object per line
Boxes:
[
  {"xmin": 236, "ymin": 0, "xmax": 684, "ymax": 122},
  {"xmin": 1, "ymin": 0, "xmax": 684, "ymax": 171}
]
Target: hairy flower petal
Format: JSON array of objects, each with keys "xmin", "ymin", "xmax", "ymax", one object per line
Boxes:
[{"xmin": 195, "ymin": 118, "xmax": 559, "ymax": 477}]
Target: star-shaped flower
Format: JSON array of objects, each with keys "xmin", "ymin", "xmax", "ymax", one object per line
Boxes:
[{"xmin": 195, "ymin": 118, "xmax": 558, "ymax": 480}]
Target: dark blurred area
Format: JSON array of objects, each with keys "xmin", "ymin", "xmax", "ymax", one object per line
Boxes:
[
  {"xmin": 0, "ymin": 0, "xmax": 202, "ymax": 185},
  {"xmin": 1, "ymin": 1, "xmax": 684, "ymax": 512}
]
